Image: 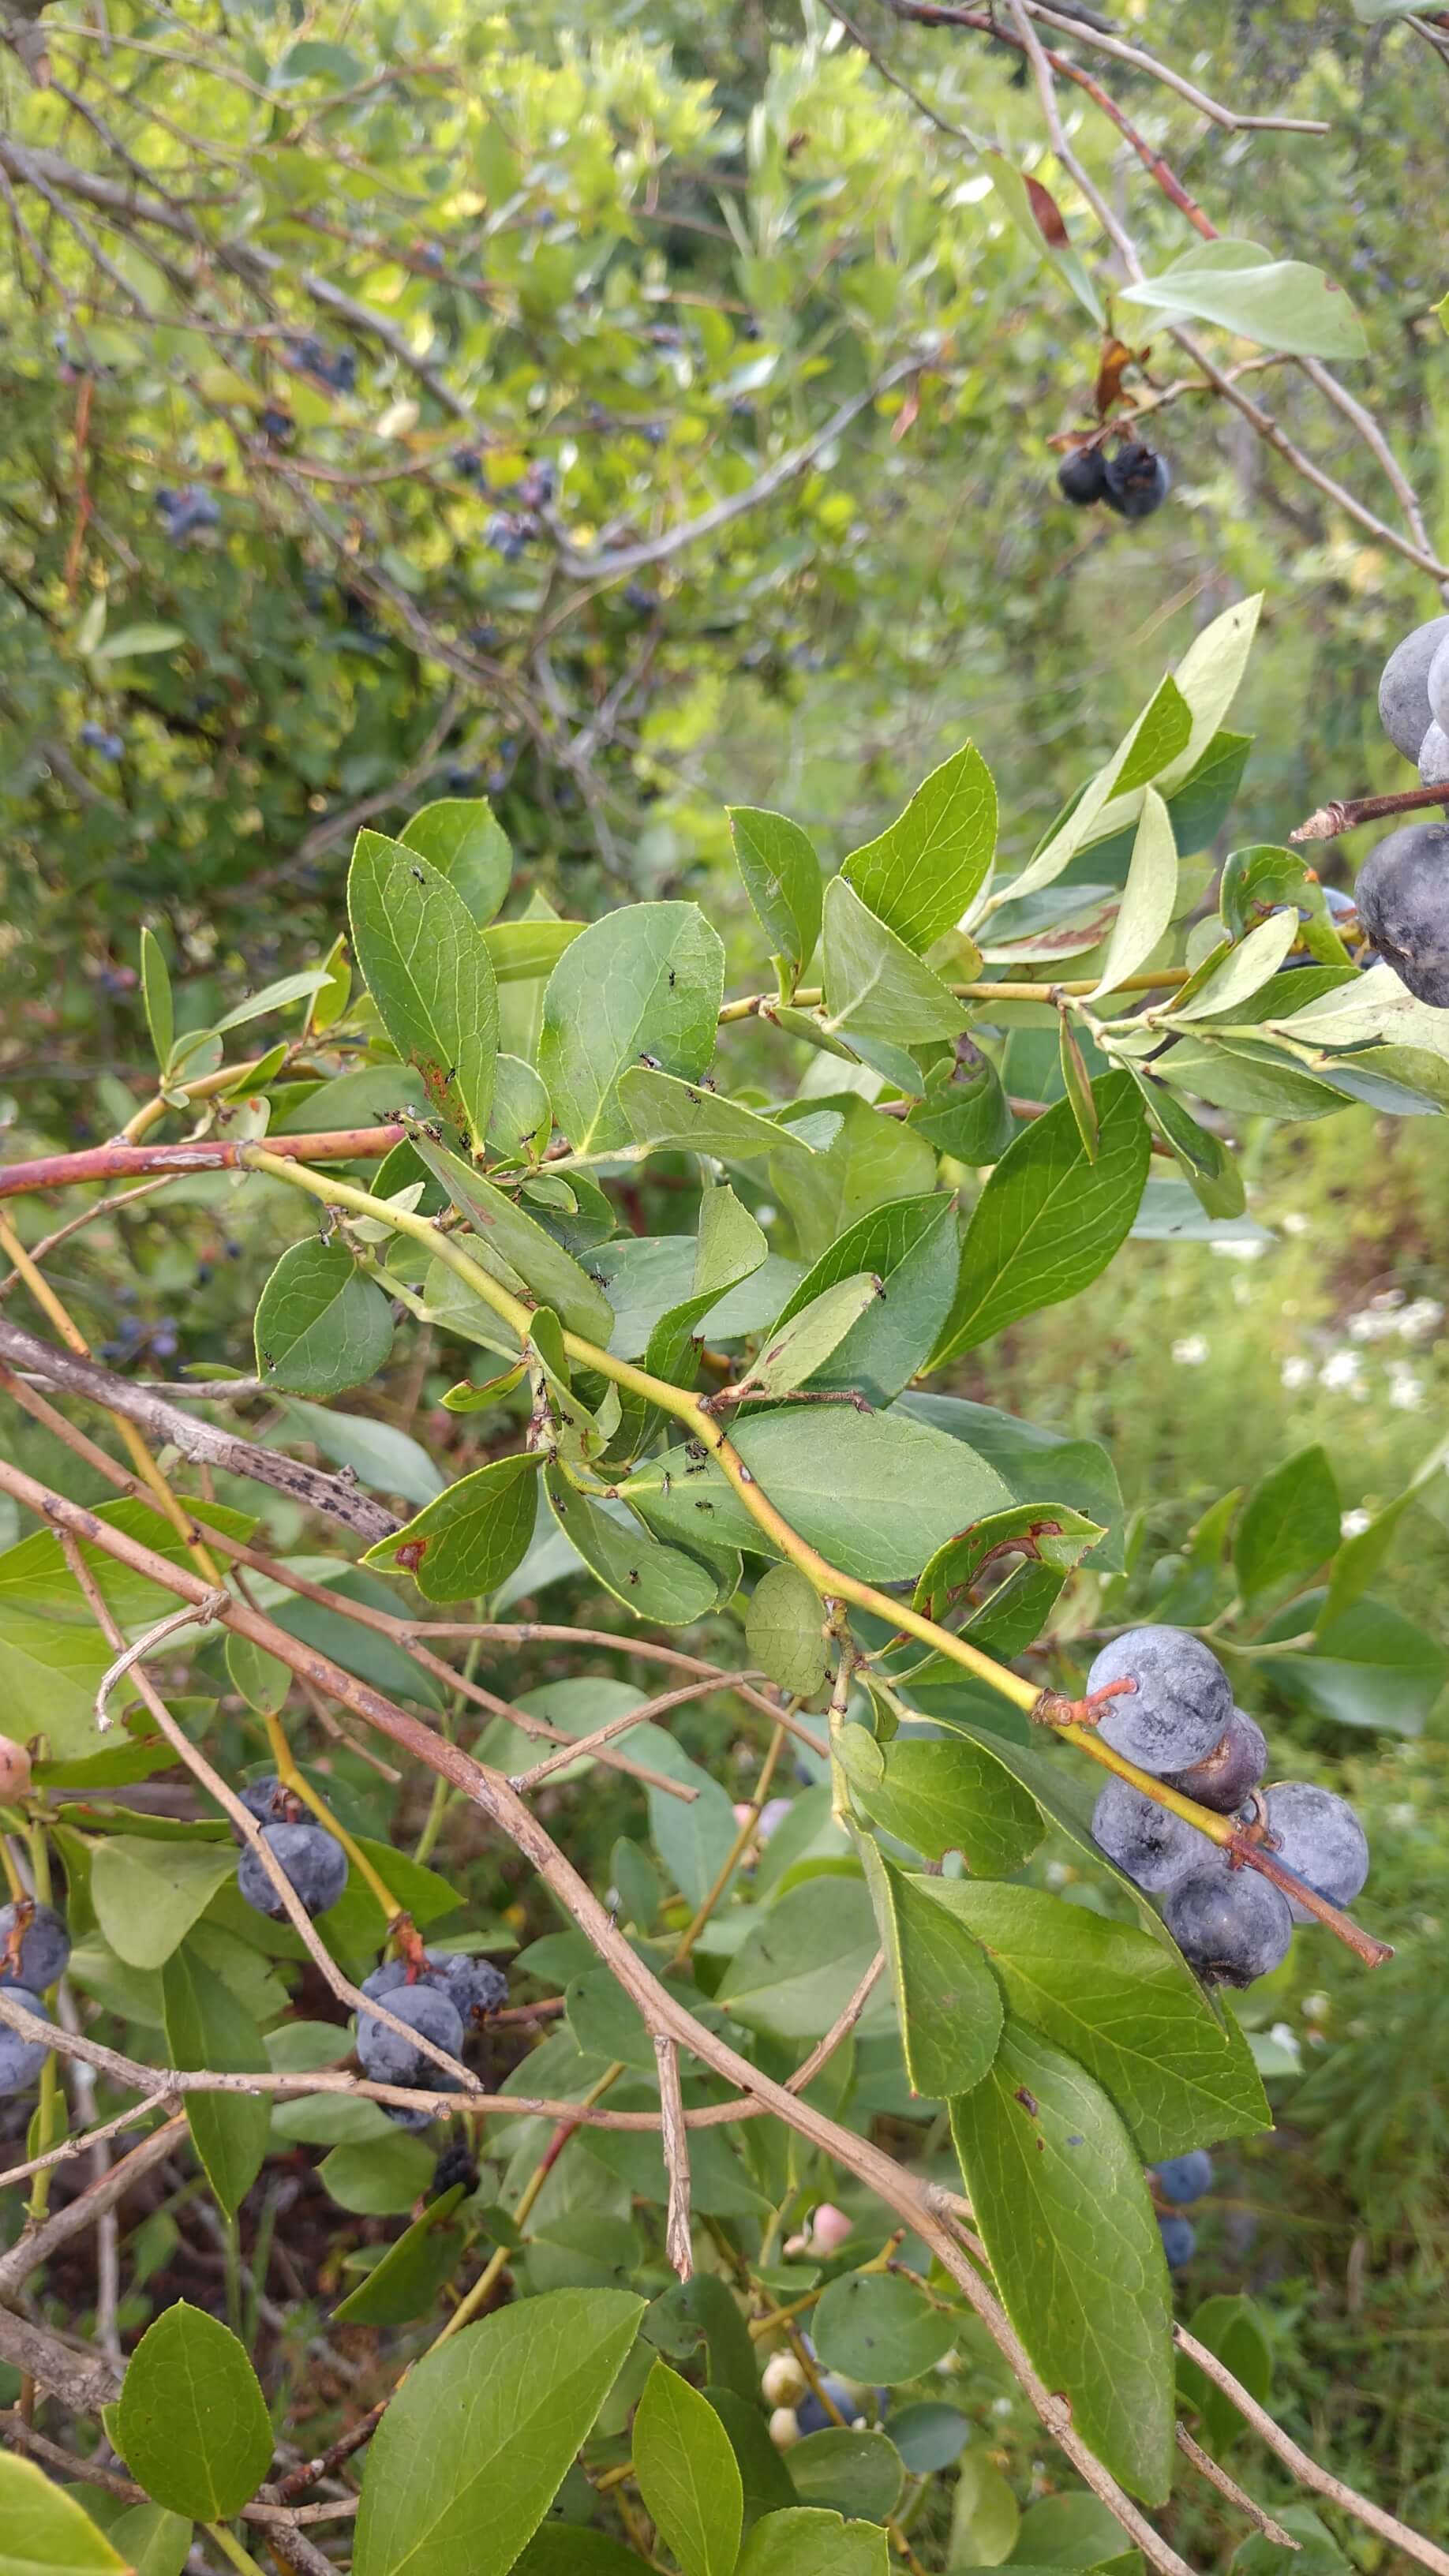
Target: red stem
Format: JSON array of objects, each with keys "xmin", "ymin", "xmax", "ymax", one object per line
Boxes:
[{"xmin": 0, "ymin": 1125, "xmax": 406, "ymax": 1201}]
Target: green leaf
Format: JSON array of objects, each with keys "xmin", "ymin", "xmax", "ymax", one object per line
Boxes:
[
  {"xmin": 214, "ymin": 968, "xmax": 334, "ymax": 1036},
  {"xmin": 353, "ymin": 2289, "xmax": 643, "ymax": 2576},
  {"xmin": 745, "ymin": 1563, "xmax": 829, "ymax": 1697},
  {"xmin": 0, "ymin": 2455, "xmax": 130, "ymax": 2574},
  {"xmin": 949, "ymin": 2026, "xmax": 1176, "ymax": 2503},
  {"xmin": 544, "ymin": 1470, "xmax": 719, "ymax": 1626},
  {"xmin": 736, "ymin": 2507, "xmax": 889, "ymax": 2574},
  {"xmin": 402, "ymin": 796, "xmax": 512, "ymax": 926},
  {"xmin": 814, "ymin": 2264, "xmax": 956, "ymax": 2384},
  {"xmin": 361, "ymin": 1453, "xmax": 543, "ymax": 1601},
  {"xmin": 0, "ymin": 1604, "xmax": 113, "ymax": 1761},
  {"xmin": 704, "ymin": 2389, "xmax": 799, "ymax": 2528},
  {"xmin": 485, "ymin": 919, "xmax": 584, "ymax": 984},
  {"xmin": 1009, "ymin": 679, "xmax": 1191, "ymax": 902},
  {"xmin": 911, "ymin": 1501, "xmax": 1106, "ymax": 1669},
  {"xmin": 1234, "ymin": 1447, "xmax": 1339, "ymax": 1604},
  {"xmin": 92, "ymin": 1837, "xmax": 237, "ymax": 1970},
  {"xmin": 917, "ymin": 1882, "xmax": 1271, "ymax": 2159},
  {"xmin": 1126, "ymin": 1068, "xmax": 1245, "ymax": 1221},
  {"xmin": 1259, "ymin": 1591, "xmax": 1448, "ymax": 1735},
  {"xmin": 854, "ymin": 1735, "xmax": 1044, "ymax": 1878},
  {"xmin": 160, "ymin": 1942, "xmax": 270, "ymax": 2219},
  {"xmin": 738, "ymin": 1273, "xmax": 882, "ymax": 1401},
  {"xmin": 643, "ymin": 2277, "xmax": 760, "ymax": 2406},
  {"xmin": 886, "ymin": 2402, "xmax": 969, "ymax": 2473},
  {"xmin": 320, "ymin": 2129, "xmax": 436, "ymax": 2214},
  {"xmin": 866, "ymin": 1848, "xmax": 1002, "ymax": 2100},
  {"xmin": 116, "ymin": 2303, "xmax": 273, "ymax": 2522},
  {"xmin": 1169, "ymin": 911, "xmax": 1298, "ymax": 1021},
  {"xmin": 620, "ymin": 1065, "xmax": 820, "ymax": 1160},
  {"xmin": 625, "ymin": 1404, "xmax": 1011, "ymax": 1583},
  {"xmin": 646, "ymin": 1185, "xmax": 768, "ymax": 1387},
  {"xmin": 908, "ymin": 1046, "xmax": 1016, "ymax": 1164},
  {"xmin": 986, "ymin": 149, "xmax": 1103, "ymax": 326},
  {"xmin": 1091, "ymin": 790, "xmax": 1177, "ymax": 998},
  {"xmin": 717, "ymin": 1876, "xmax": 886, "ymax": 2040},
  {"xmin": 224, "ymin": 1632, "xmax": 290, "ymax": 1717},
  {"xmin": 1012, "ymin": 2488, "xmax": 1139, "ymax": 2566},
  {"xmin": 95, "ymin": 620, "xmax": 186, "ymax": 659},
  {"xmin": 933, "ymin": 1074, "xmax": 1150, "ymax": 1364},
  {"xmin": 412, "ymin": 1140, "xmax": 613, "ymax": 1343},
  {"xmin": 515, "ymin": 2535, "xmax": 642, "ymax": 2575},
  {"xmin": 764, "ymin": 1195, "xmax": 960, "ymax": 1407},
  {"xmin": 1119, "ymin": 241, "xmax": 1366, "ymax": 361},
  {"xmin": 787, "ymin": 2430, "xmax": 904, "ymax": 2526},
  {"xmin": 633, "ymin": 2360, "xmax": 743, "ymax": 2576},
  {"xmin": 1178, "ymin": 2293, "xmax": 1272, "ymax": 2454},
  {"xmin": 949, "ymin": 2451, "xmax": 1021, "ymax": 2566},
  {"xmin": 103, "ymin": 2504, "xmax": 193, "ymax": 2576},
  {"xmin": 1058, "ymin": 1017, "xmax": 1099, "ymax": 1163},
  {"xmin": 841, "ymin": 744, "xmax": 996, "ymax": 953},
  {"xmin": 254, "ymin": 1240, "xmax": 394, "ymax": 1396},
  {"xmin": 538, "ymin": 900, "xmax": 724, "ymax": 1156},
  {"xmin": 821, "ymin": 877, "xmax": 968, "ymax": 1044},
  {"xmin": 139, "ymin": 927, "xmax": 173, "ymax": 1073},
  {"xmin": 347, "ymin": 827, "xmax": 499, "ymax": 1145},
  {"xmin": 771, "ymin": 1094, "xmax": 938, "ymax": 1264},
  {"xmin": 728, "ymin": 806, "xmax": 824, "ymax": 980}
]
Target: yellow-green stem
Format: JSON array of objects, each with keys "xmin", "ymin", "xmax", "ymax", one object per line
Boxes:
[
  {"xmin": 670, "ymin": 1720, "xmax": 787, "ymax": 1968},
  {"xmin": 203, "ymin": 2521, "xmax": 268, "ymax": 2576},
  {"xmin": 716, "ymin": 968, "xmax": 1193, "ymax": 1024},
  {"xmin": 260, "ymin": 1711, "xmax": 407, "ymax": 1930},
  {"xmin": 431, "ymin": 2061, "xmax": 625, "ymax": 2349}
]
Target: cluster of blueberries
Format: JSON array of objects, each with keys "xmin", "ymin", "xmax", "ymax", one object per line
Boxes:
[
  {"xmin": 283, "ymin": 334, "xmax": 358, "ymax": 395},
  {"xmin": 1365, "ymin": 616, "xmax": 1449, "ymax": 1008},
  {"xmin": 235, "ymin": 1779, "xmax": 506, "ymax": 2129},
  {"xmin": 1152, "ymin": 2148, "xmax": 1215, "ymax": 2271},
  {"xmin": 1057, "ymin": 437, "xmax": 1170, "ymax": 522},
  {"xmin": 155, "ymin": 485, "xmax": 221, "ymax": 544},
  {"xmin": 0, "ymin": 1900, "xmax": 66, "ymax": 2098},
  {"xmin": 1088, "ymin": 1627, "xmax": 1369, "ymax": 1987}
]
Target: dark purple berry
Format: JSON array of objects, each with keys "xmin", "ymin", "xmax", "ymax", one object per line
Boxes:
[
  {"xmin": 1354, "ymin": 823, "xmax": 1449, "ymax": 1009},
  {"xmin": 1057, "ymin": 446, "xmax": 1107, "ymax": 507},
  {"xmin": 1164, "ymin": 1868, "xmax": 1293, "ymax": 1988},
  {"xmin": 0, "ymin": 1990, "xmax": 51, "ymax": 2095},
  {"xmin": 1159, "ymin": 2213, "xmax": 1196, "ymax": 2270},
  {"xmin": 1087, "ymin": 1627, "xmax": 1232, "ymax": 1774},
  {"xmin": 1103, "ymin": 444, "xmax": 1170, "ymax": 521},
  {"xmin": 1155, "ymin": 2149, "xmax": 1213, "ymax": 2205},
  {"xmin": 238, "ymin": 1822, "xmax": 348, "ymax": 1920},
  {"xmin": 1163, "ymin": 1709, "xmax": 1267, "ymax": 1814},
  {"xmin": 356, "ymin": 1983, "xmax": 463, "ymax": 2087},
  {"xmin": 0, "ymin": 1903, "xmax": 70, "ymax": 1992},
  {"xmin": 1091, "ymin": 1780, "xmax": 1220, "ymax": 1893},
  {"xmin": 1258, "ymin": 1782, "xmax": 1368, "ymax": 1923}
]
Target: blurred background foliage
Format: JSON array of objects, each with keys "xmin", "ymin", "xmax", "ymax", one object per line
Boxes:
[{"xmin": 3, "ymin": 0, "xmax": 1449, "ymax": 2557}]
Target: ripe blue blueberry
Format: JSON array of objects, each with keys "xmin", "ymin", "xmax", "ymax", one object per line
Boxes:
[
  {"xmin": 238, "ymin": 1822, "xmax": 348, "ymax": 1920},
  {"xmin": 1259, "ymin": 1781, "xmax": 1368, "ymax": 1923},
  {"xmin": 1155, "ymin": 2149, "xmax": 1214, "ymax": 2205},
  {"xmin": 795, "ymin": 2374, "xmax": 880, "ymax": 2435},
  {"xmin": 1103, "ymin": 444, "xmax": 1170, "ymax": 520},
  {"xmin": 1165, "ymin": 1868, "xmax": 1293, "ymax": 1988},
  {"xmin": 1158, "ymin": 2213, "xmax": 1196, "ymax": 2271},
  {"xmin": 363, "ymin": 1947, "xmax": 506, "ymax": 2027},
  {"xmin": 1091, "ymin": 1779, "xmax": 1220, "ymax": 1894},
  {"xmin": 1425, "ymin": 631, "xmax": 1449, "ymax": 736},
  {"xmin": 0, "ymin": 1990, "xmax": 51, "ymax": 2095},
  {"xmin": 238, "ymin": 1775, "xmax": 302, "ymax": 1827},
  {"xmin": 1378, "ymin": 616, "xmax": 1449, "ymax": 760},
  {"xmin": 1057, "ymin": 446, "xmax": 1107, "ymax": 507},
  {"xmin": 356, "ymin": 1983, "xmax": 464, "ymax": 2087},
  {"xmin": 1353, "ymin": 823, "xmax": 1449, "ymax": 1009},
  {"xmin": 1086, "ymin": 1627, "xmax": 1233, "ymax": 1774},
  {"xmin": 1419, "ymin": 722, "xmax": 1449, "ymax": 788},
  {"xmin": 0, "ymin": 1902, "xmax": 71, "ymax": 1991},
  {"xmin": 1164, "ymin": 1708, "xmax": 1267, "ymax": 1814}
]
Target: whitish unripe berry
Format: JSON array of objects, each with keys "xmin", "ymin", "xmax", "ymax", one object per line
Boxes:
[
  {"xmin": 762, "ymin": 2351, "xmax": 808, "ymax": 2407},
  {"xmin": 1086, "ymin": 1627, "xmax": 1233, "ymax": 1773},
  {"xmin": 1164, "ymin": 1709, "xmax": 1267, "ymax": 1813},
  {"xmin": 1259, "ymin": 1781, "xmax": 1368, "ymax": 1923},
  {"xmin": 768, "ymin": 2407, "xmax": 803, "ymax": 2450},
  {"xmin": 1165, "ymin": 1868, "xmax": 1293, "ymax": 1988},
  {"xmin": 1091, "ymin": 1779, "xmax": 1219, "ymax": 1893},
  {"xmin": 1354, "ymin": 823, "xmax": 1449, "ymax": 1008},
  {"xmin": 1378, "ymin": 616, "xmax": 1449, "ymax": 761}
]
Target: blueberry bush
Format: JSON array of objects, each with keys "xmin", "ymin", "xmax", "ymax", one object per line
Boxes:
[
  {"xmin": 2, "ymin": 585, "xmax": 1449, "ymax": 2576},
  {"xmin": 5, "ymin": 0, "xmax": 1449, "ymax": 2568}
]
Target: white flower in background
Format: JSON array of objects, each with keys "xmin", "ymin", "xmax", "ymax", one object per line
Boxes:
[
  {"xmin": 1348, "ymin": 1308, "xmax": 1398, "ymax": 1343},
  {"xmin": 1281, "ymin": 1211, "xmax": 1309, "ymax": 1236},
  {"xmin": 1387, "ymin": 1365, "xmax": 1424, "ymax": 1411},
  {"xmin": 1340, "ymin": 1507, "xmax": 1372, "ymax": 1537},
  {"xmin": 1211, "ymin": 1238, "xmax": 1266, "ymax": 1261},
  {"xmin": 1281, "ymin": 1355, "xmax": 1313, "ymax": 1389},
  {"xmin": 1320, "ymin": 1350, "xmax": 1361, "ymax": 1391},
  {"xmin": 1172, "ymin": 1334, "xmax": 1209, "ymax": 1365},
  {"xmin": 1398, "ymin": 1297, "xmax": 1443, "ymax": 1342}
]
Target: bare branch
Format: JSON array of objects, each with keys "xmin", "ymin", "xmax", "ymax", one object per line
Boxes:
[
  {"xmin": 509, "ymin": 1672, "xmax": 757, "ymax": 1791},
  {"xmin": 1175, "ymin": 2424, "xmax": 1301, "ymax": 2552},
  {"xmin": 0, "ymin": 2115, "xmax": 185, "ymax": 2301}
]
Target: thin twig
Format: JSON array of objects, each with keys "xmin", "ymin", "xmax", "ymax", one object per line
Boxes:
[
  {"xmin": 1175, "ymin": 2424, "xmax": 1300, "ymax": 2551},
  {"xmin": 0, "ymin": 2115, "xmax": 185, "ymax": 2300},
  {"xmin": 509, "ymin": 1672, "xmax": 755, "ymax": 1792},
  {"xmin": 94, "ymin": 1589, "xmax": 229, "ymax": 1728},
  {"xmin": 1291, "ymin": 782, "xmax": 1449, "ymax": 842},
  {"xmin": 1174, "ymin": 2327, "xmax": 1449, "ymax": 2576},
  {"xmin": 655, "ymin": 2034, "xmax": 693, "ymax": 2282}
]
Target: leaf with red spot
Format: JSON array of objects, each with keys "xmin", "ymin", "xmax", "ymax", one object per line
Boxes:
[{"xmin": 361, "ymin": 1452, "xmax": 543, "ymax": 1601}]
